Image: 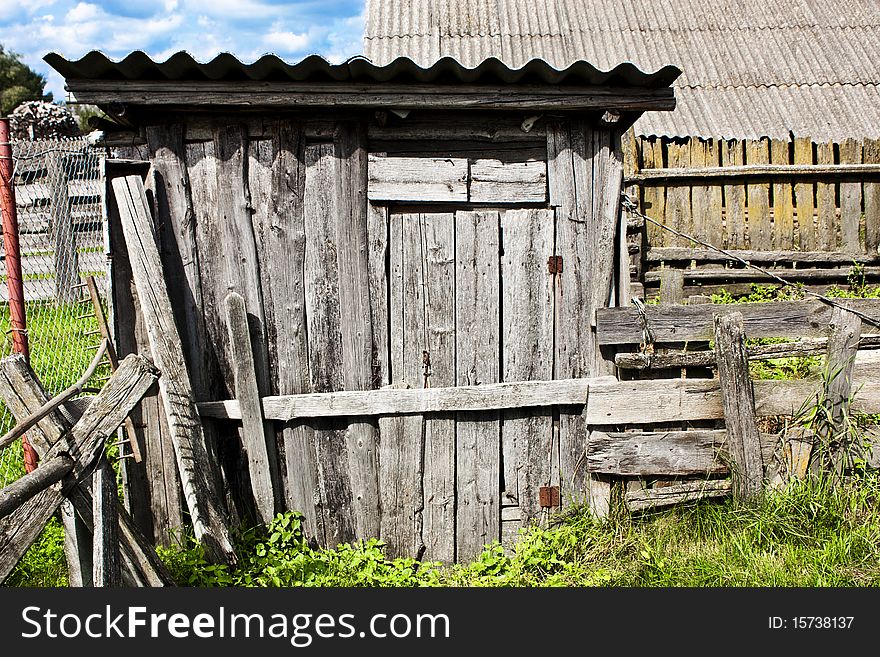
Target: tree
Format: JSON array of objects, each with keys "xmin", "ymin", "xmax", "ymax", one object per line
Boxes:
[{"xmin": 0, "ymin": 45, "xmax": 52, "ymax": 116}]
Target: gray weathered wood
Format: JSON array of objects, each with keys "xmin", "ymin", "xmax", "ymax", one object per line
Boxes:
[
  {"xmin": 626, "ymin": 480, "xmax": 732, "ymax": 511},
  {"xmin": 368, "ymin": 155, "xmax": 468, "ymax": 202},
  {"xmin": 198, "ymin": 376, "xmax": 880, "ymax": 424},
  {"xmin": 225, "ymin": 292, "xmax": 276, "ymax": 525},
  {"xmin": 367, "ymin": 113, "xmax": 547, "ymax": 143},
  {"xmin": 0, "ymin": 353, "xmax": 171, "ymax": 586},
  {"xmin": 627, "ymin": 162, "xmax": 880, "ymax": 182},
  {"xmin": 596, "ymin": 298, "xmax": 880, "ymax": 345},
  {"xmin": 469, "ymin": 159, "xmax": 547, "ymax": 203},
  {"xmin": 0, "ymin": 486, "xmax": 65, "ymax": 583},
  {"xmin": 646, "ymin": 247, "xmax": 880, "ymax": 264},
  {"xmin": 714, "ymin": 312, "xmax": 764, "ymax": 502},
  {"xmin": 112, "ymin": 174, "xmax": 237, "ymax": 565},
  {"xmin": 644, "ymin": 267, "xmax": 880, "ymax": 283},
  {"xmin": 47, "ymin": 152, "xmax": 80, "ymax": 302},
  {"xmin": 455, "ymin": 210, "xmax": 501, "ymax": 562},
  {"xmin": 615, "ymin": 335, "xmax": 880, "ymax": 370},
  {"xmin": 0, "ymin": 453, "xmax": 73, "ymax": 518},
  {"xmin": 824, "ymin": 306, "xmax": 862, "ymax": 473},
  {"xmin": 660, "ymin": 269, "xmax": 685, "ymax": 305},
  {"xmin": 501, "ymin": 209, "xmax": 555, "ymax": 525},
  {"xmin": 588, "ymin": 429, "xmax": 779, "ymax": 476},
  {"xmin": 839, "ymin": 139, "xmax": 862, "ymax": 252},
  {"xmin": 92, "ymin": 459, "xmax": 121, "ymax": 587},
  {"xmin": 367, "ymin": 203, "xmax": 390, "ymax": 389},
  {"xmin": 69, "ymin": 79, "xmax": 677, "ymax": 112},
  {"xmin": 247, "ymin": 122, "xmax": 320, "ymax": 540}
]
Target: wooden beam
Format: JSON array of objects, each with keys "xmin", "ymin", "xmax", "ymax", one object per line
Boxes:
[
  {"xmin": 646, "ymin": 247, "xmax": 880, "ymax": 265},
  {"xmin": 112, "ymin": 174, "xmax": 237, "ymax": 566},
  {"xmin": 0, "ymin": 454, "xmax": 73, "ymax": 518},
  {"xmin": 596, "ymin": 298, "xmax": 880, "ymax": 345},
  {"xmin": 615, "ymin": 335, "xmax": 880, "ymax": 370},
  {"xmin": 824, "ymin": 307, "xmax": 862, "ymax": 474},
  {"xmin": 714, "ymin": 312, "xmax": 764, "ymax": 502},
  {"xmin": 69, "ymin": 80, "xmax": 676, "ymax": 112},
  {"xmin": 92, "ymin": 458, "xmax": 121, "ymax": 587},
  {"xmin": 626, "ymin": 162, "xmax": 880, "ymax": 183},
  {"xmin": 224, "ymin": 292, "xmax": 276, "ymax": 525},
  {"xmin": 644, "ymin": 267, "xmax": 880, "ymax": 283},
  {"xmin": 626, "ymin": 480, "xmax": 732, "ymax": 511},
  {"xmin": 368, "ymin": 155, "xmax": 468, "ymax": 202}
]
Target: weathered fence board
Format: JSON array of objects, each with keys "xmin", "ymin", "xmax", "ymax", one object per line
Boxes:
[
  {"xmin": 368, "ymin": 155, "xmax": 468, "ymax": 202},
  {"xmin": 469, "ymin": 159, "xmax": 547, "ymax": 203},
  {"xmin": 626, "ymin": 480, "xmax": 732, "ymax": 511},
  {"xmin": 455, "ymin": 210, "xmax": 501, "ymax": 562}
]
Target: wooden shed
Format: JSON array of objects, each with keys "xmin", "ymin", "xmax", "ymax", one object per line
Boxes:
[{"xmin": 47, "ymin": 51, "xmax": 678, "ymax": 562}]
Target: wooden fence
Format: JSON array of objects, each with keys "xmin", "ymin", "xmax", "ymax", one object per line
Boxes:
[{"xmin": 623, "ymin": 135, "xmax": 880, "ymax": 299}]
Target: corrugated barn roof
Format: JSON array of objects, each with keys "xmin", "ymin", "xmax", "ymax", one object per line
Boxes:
[{"xmin": 364, "ymin": 0, "xmax": 880, "ymax": 141}]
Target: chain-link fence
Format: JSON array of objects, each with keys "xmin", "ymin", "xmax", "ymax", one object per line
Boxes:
[{"xmin": 0, "ymin": 135, "xmax": 111, "ymax": 487}]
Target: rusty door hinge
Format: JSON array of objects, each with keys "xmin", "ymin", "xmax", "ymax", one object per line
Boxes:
[
  {"xmin": 547, "ymin": 256, "xmax": 563, "ymax": 274},
  {"xmin": 539, "ymin": 485, "xmax": 560, "ymax": 508}
]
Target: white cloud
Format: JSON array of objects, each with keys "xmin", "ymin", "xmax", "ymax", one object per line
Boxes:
[
  {"xmin": 64, "ymin": 2, "xmax": 100, "ymax": 23},
  {"xmin": 263, "ymin": 29, "xmax": 311, "ymax": 54}
]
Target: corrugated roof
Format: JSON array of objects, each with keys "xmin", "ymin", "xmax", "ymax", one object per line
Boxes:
[
  {"xmin": 364, "ymin": 0, "xmax": 880, "ymax": 141},
  {"xmin": 45, "ymin": 50, "xmax": 679, "ymax": 89}
]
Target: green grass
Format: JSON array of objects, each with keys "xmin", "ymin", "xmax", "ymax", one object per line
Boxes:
[{"xmin": 154, "ymin": 474, "xmax": 880, "ymax": 587}]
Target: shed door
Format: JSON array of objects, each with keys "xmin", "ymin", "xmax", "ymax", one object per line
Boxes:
[{"xmin": 384, "ymin": 208, "xmax": 557, "ymax": 561}]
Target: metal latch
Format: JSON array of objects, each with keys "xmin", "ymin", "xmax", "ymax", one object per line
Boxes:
[
  {"xmin": 547, "ymin": 256, "xmax": 563, "ymax": 274},
  {"xmin": 539, "ymin": 486, "xmax": 560, "ymax": 508}
]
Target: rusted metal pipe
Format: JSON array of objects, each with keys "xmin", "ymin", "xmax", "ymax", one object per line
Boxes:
[{"xmin": 0, "ymin": 118, "xmax": 29, "ymax": 361}]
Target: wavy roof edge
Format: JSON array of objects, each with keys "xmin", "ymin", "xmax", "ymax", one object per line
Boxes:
[{"xmin": 44, "ymin": 51, "xmax": 681, "ymax": 88}]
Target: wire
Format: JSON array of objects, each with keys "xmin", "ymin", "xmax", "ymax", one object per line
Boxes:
[{"xmin": 620, "ymin": 194, "xmax": 880, "ymax": 329}]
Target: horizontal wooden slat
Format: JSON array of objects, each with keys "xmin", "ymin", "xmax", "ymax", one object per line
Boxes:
[
  {"xmin": 589, "ymin": 430, "xmax": 777, "ymax": 476},
  {"xmin": 625, "ymin": 480, "xmax": 732, "ymax": 511},
  {"xmin": 469, "ymin": 159, "xmax": 547, "ymax": 203},
  {"xmin": 647, "ymin": 247, "xmax": 880, "ymax": 265},
  {"xmin": 627, "ymin": 163, "xmax": 880, "ymax": 183},
  {"xmin": 368, "ymin": 154, "xmax": 468, "ymax": 201},
  {"xmin": 197, "ymin": 377, "xmax": 880, "ymax": 424},
  {"xmin": 367, "ymin": 114, "xmax": 547, "ymax": 142},
  {"xmin": 644, "ymin": 267, "xmax": 880, "ymax": 283},
  {"xmin": 67, "ymin": 80, "xmax": 677, "ymax": 112},
  {"xmin": 596, "ymin": 298, "xmax": 880, "ymax": 345}
]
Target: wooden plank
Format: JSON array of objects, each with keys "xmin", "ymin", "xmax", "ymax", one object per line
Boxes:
[
  {"xmin": 588, "ymin": 429, "xmax": 778, "ymax": 476},
  {"xmin": 660, "ymin": 269, "xmax": 685, "ymax": 305},
  {"xmin": 0, "ymin": 486, "xmax": 65, "ymax": 583},
  {"xmin": 225, "ymin": 292, "xmax": 276, "ymax": 525},
  {"xmin": 367, "ymin": 203, "xmax": 390, "ymax": 389},
  {"xmin": 68, "ymin": 79, "xmax": 677, "ymax": 111},
  {"xmin": 455, "ymin": 210, "xmax": 501, "ymax": 562},
  {"xmin": 691, "ymin": 139, "xmax": 721, "ymax": 245},
  {"xmin": 112, "ymin": 174, "xmax": 237, "ymax": 565},
  {"xmin": 723, "ymin": 140, "xmax": 746, "ymax": 249},
  {"xmin": 815, "ymin": 142, "xmax": 837, "ymax": 251},
  {"xmin": 641, "ymin": 138, "xmax": 667, "ymax": 247},
  {"xmin": 501, "ymin": 209, "xmax": 554, "ymax": 525},
  {"xmin": 247, "ymin": 121, "xmax": 320, "ymax": 540},
  {"xmin": 839, "ymin": 138, "xmax": 863, "ymax": 253},
  {"xmin": 47, "ymin": 152, "xmax": 80, "ymax": 302},
  {"xmin": 333, "ymin": 122, "xmax": 380, "ymax": 542},
  {"xmin": 626, "ymin": 479, "xmax": 732, "ymax": 511},
  {"xmin": 469, "ymin": 159, "xmax": 547, "ymax": 203},
  {"xmin": 303, "ymin": 141, "xmax": 356, "ymax": 547},
  {"xmin": 823, "ymin": 306, "xmax": 861, "ymax": 473},
  {"xmin": 770, "ymin": 139, "xmax": 794, "ymax": 250},
  {"xmin": 198, "ymin": 376, "xmax": 880, "ymax": 424},
  {"xmin": 596, "ymin": 298, "xmax": 880, "ymax": 345},
  {"xmin": 628, "ymin": 162, "xmax": 880, "ymax": 181},
  {"xmin": 646, "ymin": 247, "xmax": 880, "ymax": 264},
  {"xmin": 714, "ymin": 312, "xmax": 764, "ymax": 502},
  {"xmin": 92, "ymin": 459, "xmax": 121, "ymax": 587},
  {"xmin": 367, "ymin": 112, "xmax": 547, "ymax": 143},
  {"xmin": 794, "ymin": 138, "xmax": 816, "ymax": 251},
  {"xmin": 0, "ymin": 454, "xmax": 73, "ymax": 517},
  {"xmin": 746, "ymin": 139, "xmax": 771, "ymax": 249},
  {"xmin": 385, "ymin": 211, "xmax": 455, "ymax": 560},
  {"xmin": 60, "ymin": 497, "xmax": 90, "ymax": 587},
  {"xmin": 864, "ymin": 138, "xmax": 880, "ymax": 255},
  {"xmin": 643, "ymin": 266, "xmax": 880, "ymax": 282},
  {"xmin": 665, "ymin": 141, "xmax": 692, "ymax": 248},
  {"xmin": 368, "ymin": 155, "xmax": 468, "ymax": 202}
]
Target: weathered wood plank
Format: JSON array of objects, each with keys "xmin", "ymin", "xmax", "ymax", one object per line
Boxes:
[
  {"xmin": 0, "ymin": 486, "xmax": 65, "ymax": 583},
  {"xmin": 628, "ymin": 163, "xmax": 880, "ymax": 182},
  {"xmin": 864, "ymin": 138, "xmax": 880, "ymax": 255},
  {"xmin": 247, "ymin": 121, "xmax": 320, "ymax": 539},
  {"xmin": 47, "ymin": 152, "xmax": 80, "ymax": 302},
  {"xmin": 646, "ymin": 247, "xmax": 880, "ymax": 264},
  {"xmin": 746, "ymin": 139, "xmax": 771, "ymax": 249},
  {"xmin": 794, "ymin": 137, "xmax": 816, "ymax": 250},
  {"xmin": 596, "ymin": 298, "xmax": 880, "ymax": 345},
  {"xmin": 644, "ymin": 266, "xmax": 880, "ymax": 283},
  {"xmin": 588, "ymin": 429, "xmax": 779, "ymax": 476},
  {"xmin": 714, "ymin": 312, "xmax": 764, "ymax": 502},
  {"xmin": 367, "ymin": 113, "xmax": 547, "ymax": 143},
  {"xmin": 723, "ymin": 140, "xmax": 746, "ymax": 248},
  {"xmin": 198, "ymin": 376, "xmax": 880, "ymax": 424},
  {"xmin": 92, "ymin": 459, "xmax": 121, "ymax": 587},
  {"xmin": 112, "ymin": 174, "xmax": 237, "ymax": 565},
  {"xmin": 455, "ymin": 210, "xmax": 501, "ymax": 562},
  {"xmin": 501, "ymin": 209, "xmax": 554, "ymax": 524},
  {"xmin": 840, "ymin": 138, "xmax": 863, "ymax": 252},
  {"xmin": 367, "ymin": 203, "xmax": 390, "ymax": 389},
  {"xmin": 660, "ymin": 269, "xmax": 685, "ymax": 305},
  {"xmin": 0, "ymin": 453, "xmax": 72, "ymax": 517},
  {"xmin": 469, "ymin": 159, "xmax": 547, "ymax": 203},
  {"xmin": 770, "ymin": 139, "xmax": 794, "ymax": 250},
  {"xmin": 626, "ymin": 479, "xmax": 732, "ymax": 511},
  {"xmin": 815, "ymin": 142, "xmax": 837, "ymax": 251},
  {"xmin": 368, "ymin": 155, "xmax": 468, "ymax": 202},
  {"xmin": 824, "ymin": 306, "xmax": 861, "ymax": 473},
  {"xmin": 225, "ymin": 292, "xmax": 276, "ymax": 525},
  {"xmin": 641, "ymin": 138, "xmax": 666, "ymax": 247}
]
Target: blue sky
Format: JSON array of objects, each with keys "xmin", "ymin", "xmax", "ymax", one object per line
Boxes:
[{"xmin": 0, "ymin": 0, "xmax": 367, "ymax": 103}]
